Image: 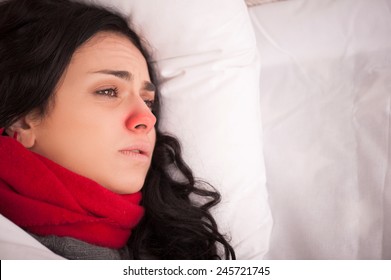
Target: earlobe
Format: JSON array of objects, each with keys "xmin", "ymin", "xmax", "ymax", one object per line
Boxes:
[
  {"xmin": 17, "ymin": 129, "xmax": 36, "ymax": 149},
  {"xmin": 7, "ymin": 116, "xmax": 37, "ymax": 148}
]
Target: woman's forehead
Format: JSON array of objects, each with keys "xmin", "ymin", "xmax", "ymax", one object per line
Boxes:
[
  {"xmin": 73, "ymin": 32, "xmax": 145, "ymax": 65},
  {"xmin": 69, "ymin": 32, "xmax": 149, "ymax": 78}
]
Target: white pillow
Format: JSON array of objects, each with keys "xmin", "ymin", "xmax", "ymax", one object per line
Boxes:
[{"xmin": 92, "ymin": 0, "xmax": 272, "ymax": 259}]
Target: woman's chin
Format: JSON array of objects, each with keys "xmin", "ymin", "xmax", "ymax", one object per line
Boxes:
[{"xmin": 102, "ymin": 179, "xmax": 144, "ymax": 195}]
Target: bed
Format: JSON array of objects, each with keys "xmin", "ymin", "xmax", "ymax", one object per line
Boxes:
[
  {"xmin": 1, "ymin": 0, "xmax": 390, "ymax": 260},
  {"xmin": 249, "ymin": 0, "xmax": 391, "ymax": 259}
]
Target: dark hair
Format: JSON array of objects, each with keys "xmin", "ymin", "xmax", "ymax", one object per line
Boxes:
[{"xmin": 0, "ymin": 0, "xmax": 235, "ymax": 259}]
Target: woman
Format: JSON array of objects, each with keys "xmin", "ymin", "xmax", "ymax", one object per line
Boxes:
[{"xmin": 0, "ymin": 0, "xmax": 235, "ymax": 260}]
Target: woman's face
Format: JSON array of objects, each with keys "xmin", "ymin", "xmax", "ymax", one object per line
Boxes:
[{"xmin": 28, "ymin": 32, "xmax": 156, "ymax": 194}]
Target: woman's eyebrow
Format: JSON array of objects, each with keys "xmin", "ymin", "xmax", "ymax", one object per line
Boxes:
[
  {"xmin": 91, "ymin": 69, "xmax": 156, "ymax": 92},
  {"xmin": 143, "ymin": 81, "xmax": 156, "ymax": 92},
  {"xmin": 92, "ymin": 69, "xmax": 132, "ymax": 80}
]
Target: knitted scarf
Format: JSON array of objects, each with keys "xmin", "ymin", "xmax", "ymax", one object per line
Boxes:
[{"xmin": 0, "ymin": 132, "xmax": 144, "ymax": 249}]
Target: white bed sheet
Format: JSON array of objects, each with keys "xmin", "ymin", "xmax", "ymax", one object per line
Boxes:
[
  {"xmin": 0, "ymin": 215, "xmax": 64, "ymax": 260},
  {"xmin": 249, "ymin": 0, "xmax": 391, "ymax": 259}
]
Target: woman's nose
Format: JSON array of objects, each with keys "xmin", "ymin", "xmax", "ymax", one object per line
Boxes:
[{"xmin": 125, "ymin": 99, "xmax": 156, "ymax": 133}]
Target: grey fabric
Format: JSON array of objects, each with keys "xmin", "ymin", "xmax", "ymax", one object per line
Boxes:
[{"xmin": 31, "ymin": 234, "xmax": 130, "ymax": 260}]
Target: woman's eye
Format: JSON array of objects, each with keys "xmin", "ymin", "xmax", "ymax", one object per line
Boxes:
[
  {"xmin": 144, "ymin": 100, "xmax": 155, "ymax": 110},
  {"xmin": 95, "ymin": 88, "xmax": 118, "ymax": 97}
]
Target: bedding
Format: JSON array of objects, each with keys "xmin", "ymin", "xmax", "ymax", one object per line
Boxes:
[
  {"xmin": 245, "ymin": 0, "xmax": 287, "ymax": 7},
  {"xmin": 0, "ymin": 215, "xmax": 64, "ymax": 260},
  {"xmin": 6, "ymin": 0, "xmax": 388, "ymax": 261},
  {"xmin": 249, "ymin": 0, "xmax": 391, "ymax": 259}
]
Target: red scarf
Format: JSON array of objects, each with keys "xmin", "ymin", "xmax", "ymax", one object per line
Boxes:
[{"xmin": 0, "ymin": 132, "xmax": 144, "ymax": 249}]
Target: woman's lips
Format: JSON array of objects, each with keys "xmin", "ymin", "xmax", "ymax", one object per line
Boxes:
[{"xmin": 119, "ymin": 143, "xmax": 152, "ymax": 161}]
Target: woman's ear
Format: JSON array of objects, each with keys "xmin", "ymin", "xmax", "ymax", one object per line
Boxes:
[{"xmin": 6, "ymin": 115, "xmax": 38, "ymax": 148}]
